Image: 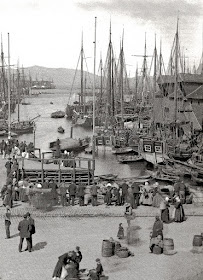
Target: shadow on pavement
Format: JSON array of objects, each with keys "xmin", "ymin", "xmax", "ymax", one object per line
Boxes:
[
  {"xmin": 10, "ymin": 233, "xmax": 19, "ymax": 238},
  {"xmin": 32, "ymin": 241, "xmax": 47, "ymax": 251}
]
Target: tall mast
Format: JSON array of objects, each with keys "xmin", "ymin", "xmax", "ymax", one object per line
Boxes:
[
  {"xmin": 174, "ymin": 18, "xmax": 179, "ymax": 140},
  {"xmin": 17, "ymin": 64, "xmax": 20, "ymax": 122},
  {"xmin": 80, "ymin": 32, "xmax": 84, "ymax": 108},
  {"xmin": 1, "ymin": 34, "xmax": 6, "ymax": 102},
  {"xmin": 7, "ymin": 33, "xmax": 11, "ymax": 140},
  {"xmin": 153, "ymin": 33, "xmax": 157, "ymax": 124},
  {"xmin": 92, "ymin": 17, "xmax": 97, "ymax": 170},
  {"xmin": 120, "ymin": 29, "xmax": 124, "ymax": 124}
]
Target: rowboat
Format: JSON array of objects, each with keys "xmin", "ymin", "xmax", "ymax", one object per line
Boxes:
[
  {"xmin": 117, "ymin": 155, "xmax": 144, "ymax": 163},
  {"xmin": 57, "ymin": 126, "xmax": 65, "ymax": 133},
  {"xmin": 112, "ymin": 147, "xmax": 133, "ymax": 154}
]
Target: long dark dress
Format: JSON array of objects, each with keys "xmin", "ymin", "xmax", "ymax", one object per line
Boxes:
[
  {"xmin": 151, "ymin": 219, "xmax": 163, "ymax": 238},
  {"xmin": 117, "ymin": 225, "xmax": 124, "ymax": 239},
  {"xmin": 174, "ymin": 201, "xmax": 185, "ymax": 222}
]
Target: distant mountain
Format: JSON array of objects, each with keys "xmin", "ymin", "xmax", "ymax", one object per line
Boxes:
[
  {"xmin": 23, "ymin": 65, "xmax": 139, "ymax": 90},
  {"xmin": 23, "ymin": 65, "xmax": 95, "ymax": 89}
]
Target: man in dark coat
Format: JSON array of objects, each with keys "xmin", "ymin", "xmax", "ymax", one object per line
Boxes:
[
  {"xmin": 96, "ymin": 258, "xmax": 104, "ymax": 279},
  {"xmin": 131, "ymin": 182, "xmax": 140, "ymax": 207},
  {"xmin": 77, "ymin": 182, "xmax": 85, "ymax": 206},
  {"xmin": 18, "ymin": 214, "xmax": 32, "ymax": 252},
  {"xmin": 5, "ymin": 158, "xmax": 13, "ymax": 177},
  {"xmin": 69, "ymin": 181, "xmax": 76, "ymax": 206},
  {"xmin": 75, "ymin": 246, "xmax": 82, "ymax": 270},
  {"xmin": 4, "ymin": 205, "xmax": 11, "ymax": 239},
  {"xmin": 91, "ymin": 184, "xmax": 98, "ymax": 206},
  {"xmin": 120, "ymin": 182, "xmax": 128, "ymax": 205},
  {"xmin": 49, "ymin": 179, "xmax": 58, "ymax": 204},
  {"xmin": 25, "ymin": 212, "xmax": 35, "ymax": 250}
]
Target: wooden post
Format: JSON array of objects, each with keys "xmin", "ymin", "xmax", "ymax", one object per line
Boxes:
[
  {"xmin": 73, "ymin": 159, "xmax": 75, "ymax": 182},
  {"xmin": 58, "ymin": 158, "xmax": 61, "ymax": 184},
  {"xmin": 41, "ymin": 153, "xmax": 44, "ymax": 183},
  {"xmin": 88, "ymin": 160, "xmax": 91, "ymax": 185}
]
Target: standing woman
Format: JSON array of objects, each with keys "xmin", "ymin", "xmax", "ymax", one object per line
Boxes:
[
  {"xmin": 160, "ymin": 197, "xmax": 170, "ymax": 224},
  {"xmin": 174, "ymin": 196, "xmax": 185, "ymax": 223}
]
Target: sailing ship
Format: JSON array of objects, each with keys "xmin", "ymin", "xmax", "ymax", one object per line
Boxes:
[{"xmin": 65, "ymin": 34, "xmax": 93, "ymax": 128}]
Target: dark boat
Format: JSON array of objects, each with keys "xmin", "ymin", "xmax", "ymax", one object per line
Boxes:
[
  {"xmin": 191, "ymin": 170, "xmax": 203, "ymax": 185},
  {"xmin": 57, "ymin": 126, "xmax": 65, "ymax": 133},
  {"xmin": 49, "ymin": 137, "xmax": 90, "ymax": 153},
  {"xmin": 50, "ymin": 102, "xmax": 53, "ymax": 104},
  {"xmin": 51, "ymin": 110, "xmax": 65, "ymax": 118}
]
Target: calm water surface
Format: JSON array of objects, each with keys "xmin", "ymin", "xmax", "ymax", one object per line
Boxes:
[{"xmin": 9, "ymin": 89, "xmax": 147, "ymax": 178}]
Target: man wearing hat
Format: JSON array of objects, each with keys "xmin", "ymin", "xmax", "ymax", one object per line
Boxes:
[
  {"xmin": 95, "ymin": 258, "xmax": 103, "ymax": 279},
  {"xmin": 18, "ymin": 214, "xmax": 32, "ymax": 252},
  {"xmin": 5, "ymin": 158, "xmax": 13, "ymax": 177},
  {"xmin": 25, "ymin": 212, "xmax": 35, "ymax": 250},
  {"xmin": 4, "ymin": 205, "xmax": 11, "ymax": 239}
]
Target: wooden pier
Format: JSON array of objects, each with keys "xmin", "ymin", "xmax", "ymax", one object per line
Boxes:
[{"xmin": 17, "ymin": 152, "xmax": 95, "ymax": 185}]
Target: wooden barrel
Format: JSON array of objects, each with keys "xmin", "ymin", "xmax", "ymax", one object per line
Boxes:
[
  {"xmin": 193, "ymin": 235, "xmax": 203, "ymax": 247},
  {"xmin": 116, "ymin": 247, "xmax": 129, "ymax": 258},
  {"xmin": 102, "ymin": 240, "xmax": 113, "ymax": 257},
  {"xmin": 163, "ymin": 238, "xmax": 174, "ymax": 252},
  {"xmin": 153, "ymin": 245, "xmax": 162, "ymax": 254}
]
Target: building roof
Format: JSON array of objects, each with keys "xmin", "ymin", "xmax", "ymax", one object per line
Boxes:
[
  {"xmin": 186, "ymin": 85, "xmax": 203, "ymax": 100},
  {"xmin": 157, "ymin": 73, "xmax": 203, "ymax": 85}
]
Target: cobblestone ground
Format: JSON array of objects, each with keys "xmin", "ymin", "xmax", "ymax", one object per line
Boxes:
[{"xmin": 1, "ymin": 216, "xmax": 203, "ymax": 280}]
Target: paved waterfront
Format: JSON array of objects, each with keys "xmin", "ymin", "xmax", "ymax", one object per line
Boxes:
[{"xmin": 1, "ymin": 215, "xmax": 203, "ymax": 280}]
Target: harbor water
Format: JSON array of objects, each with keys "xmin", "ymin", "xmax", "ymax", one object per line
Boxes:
[{"xmin": 9, "ymin": 89, "xmax": 147, "ymax": 178}]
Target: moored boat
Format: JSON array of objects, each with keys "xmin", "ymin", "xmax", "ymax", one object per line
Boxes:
[
  {"xmin": 191, "ymin": 170, "xmax": 203, "ymax": 185},
  {"xmin": 57, "ymin": 126, "xmax": 65, "ymax": 133},
  {"xmin": 112, "ymin": 147, "xmax": 133, "ymax": 154},
  {"xmin": 117, "ymin": 154, "xmax": 144, "ymax": 163},
  {"xmin": 49, "ymin": 136, "xmax": 90, "ymax": 153},
  {"xmin": 51, "ymin": 110, "xmax": 65, "ymax": 118}
]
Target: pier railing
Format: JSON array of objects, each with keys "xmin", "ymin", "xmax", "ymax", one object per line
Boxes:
[{"xmin": 18, "ymin": 152, "xmax": 95, "ymax": 185}]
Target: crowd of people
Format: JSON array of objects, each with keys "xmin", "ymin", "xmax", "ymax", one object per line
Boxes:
[{"xmin": 0, "ymin": 138, "xmax": 35, "ymax": 159}]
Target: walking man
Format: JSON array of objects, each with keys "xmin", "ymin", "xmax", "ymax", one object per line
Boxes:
[
  {"xmin": 5, "ymin": 158, "xmax": 13, "ymax": 177},
  {"xmin": 91, "ymin": 183, "xmax": 98, "ymax": 206},
  {"xmin": 4, "ymin": 205, "xmax": 11, "ymax": 239},
  {"xmin": 18, "ymin": 214, "xmax": 32, "ymax": 252},
  {"xmin": 69, "ymin": 181, "xmax": 76, "ymax": 206},
  {"xmin": 77, "ymin": 181, "xmax": 85, "ymax": 206},
  {"xmin": 26, "ymin": 212, "xmax": 35, "ymax": 250}
]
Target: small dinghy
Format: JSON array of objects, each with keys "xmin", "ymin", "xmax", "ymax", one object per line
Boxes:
[{"xmin": 57, "ymin": 126, "xmax": 65, "ymax": 133}]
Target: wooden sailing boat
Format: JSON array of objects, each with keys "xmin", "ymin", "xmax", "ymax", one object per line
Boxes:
[
  {"xmin": 10, "ymin": 64, "xmax": 39, "ymax": 134},
  {"xmin": 66, "ymin": 33, "xmax": 93, "ymax": 128}
]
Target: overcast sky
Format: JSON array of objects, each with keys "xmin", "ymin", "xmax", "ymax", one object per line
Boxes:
[{"xmin": 0, "ymin": 0, "xmax": 202, "ymax": 76}]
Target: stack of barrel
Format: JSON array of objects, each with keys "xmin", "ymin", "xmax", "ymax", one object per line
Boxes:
[
  {"xmin": 192, "ymin": 234, "xmax": 203, "ymax": 253},
  {"xmin": 102, "ymin": 240, "xmax": 129, "ymax": 258}
]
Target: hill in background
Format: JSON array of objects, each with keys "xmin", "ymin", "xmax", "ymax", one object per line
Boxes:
[{"xmin": 24, "ymin": 65, "xmax": 136, "ymax": 90}]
